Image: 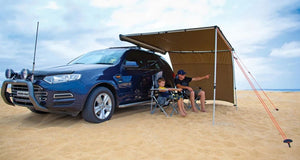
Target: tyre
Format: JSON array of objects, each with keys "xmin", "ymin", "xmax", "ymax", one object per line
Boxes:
[{"xmin": 82, "ymin": 87, "xmax": 115, "ymax": 123}]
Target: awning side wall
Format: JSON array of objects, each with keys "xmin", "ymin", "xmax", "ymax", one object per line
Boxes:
[{"xmin": 170, "ymin": 51, "xmax": 234, "ymax": 103}]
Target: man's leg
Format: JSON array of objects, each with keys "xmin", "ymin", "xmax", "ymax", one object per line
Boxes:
[
  {"xmin": 189, "ymin": 91, "xmax": 198, "ymax": 112},
  {"xmin": 198, "ymin": 90, "xmax": 206, "ymax": 112},
  {"xmin": 177, "ymin": 98, "xmax": 186, "ymax": 116}
]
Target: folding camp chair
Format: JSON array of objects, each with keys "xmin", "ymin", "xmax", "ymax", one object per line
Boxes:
[
  {"xmin": 150, "ymin": 71, "xmax": 178, "ymax": 117},
  {"xmin": 174, "ymin": 75, "xmax": 201, "ymax": 111}
]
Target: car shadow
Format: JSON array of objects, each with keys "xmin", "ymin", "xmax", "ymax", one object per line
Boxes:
[
  {"xmin": 113, "ymin": 104, "xmax": 150, "ymax": 119},
  {"xmin": 19, "ymin": 112, "xmax": 83, "ymax": 128},
  {"xmin": 16, "ymin": 104, "xmax": 151, "ymax": 128}
]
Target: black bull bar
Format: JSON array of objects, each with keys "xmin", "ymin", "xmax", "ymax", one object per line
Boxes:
[{"xmin": 1, "ymin": 79, "xmax": 49, "ymax": 112}]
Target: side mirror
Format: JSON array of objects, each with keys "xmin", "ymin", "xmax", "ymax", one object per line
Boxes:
[{"xmin": 124, "ymin": 61, "xmax": 139, "ymax": 70}]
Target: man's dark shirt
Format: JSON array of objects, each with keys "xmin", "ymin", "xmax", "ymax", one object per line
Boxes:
[{"xmin": 174, "ymin": 76, "xmax": 192, "ymax": 87}]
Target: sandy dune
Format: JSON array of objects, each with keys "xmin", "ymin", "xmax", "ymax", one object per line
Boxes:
[{"xmin": 0, "ymin": 91, "xmax": 299, "ymax": 160}]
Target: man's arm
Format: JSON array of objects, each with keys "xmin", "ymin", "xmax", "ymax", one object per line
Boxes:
[
  {"xmin": 168, "ymin": 88, "xmax": 183, "ymax": 92},
  {"xmin": 176, "ymin": 84, "xmax": 193, "ymax": 92},
  {"xmin": 191, "ymin": 74, "xmax": 210, "ymax": 81}
]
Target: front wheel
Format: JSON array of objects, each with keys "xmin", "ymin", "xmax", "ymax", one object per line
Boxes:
[{"xmin": 82, "ymin": 87, "xmax": 115, "ymax": 123}]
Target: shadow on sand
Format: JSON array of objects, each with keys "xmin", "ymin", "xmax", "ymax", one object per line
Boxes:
[{"xmin": 15, "ymin": 104, "xmax": 151, "ymax": 128}]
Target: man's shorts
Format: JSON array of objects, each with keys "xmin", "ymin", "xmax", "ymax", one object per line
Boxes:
[{"xmin": 183, "ymin": 89, "xmax": 201, "ymax": 99}]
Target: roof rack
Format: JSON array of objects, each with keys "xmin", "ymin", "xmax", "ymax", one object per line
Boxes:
[
  {"xmin": 109, "ymin": 46, "xmax": 156, "ymax": 54},
  {"xmin": 108, "ymin": 46, "xmax": 140, "ymax": 49}
]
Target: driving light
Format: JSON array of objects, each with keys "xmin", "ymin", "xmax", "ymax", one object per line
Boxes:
[
  {"xmin": 5, "ymin": 69, "xmax": 15, "ymax": 79},
  {"xmin": 44, "ymin": 74, "xmax": 81, "ymax": 84},
  {"xmin": 20, "ymin": 69, "xmax": 31, "ymax": 80}
]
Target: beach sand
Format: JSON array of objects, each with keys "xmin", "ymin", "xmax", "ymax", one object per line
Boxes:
[{"xmin": 0, "ymin": 91, "xmax": 299, "ymax": 160}]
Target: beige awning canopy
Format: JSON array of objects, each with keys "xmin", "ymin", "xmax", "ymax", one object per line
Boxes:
[{"xmin": 119, "ymin": 26, "xmax": 236, "ymax": 107}]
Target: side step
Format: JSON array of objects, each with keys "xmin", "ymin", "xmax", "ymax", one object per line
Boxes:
[{"xmin": 118, "ymin": 100, "xmax": 151, "ymax": 108}]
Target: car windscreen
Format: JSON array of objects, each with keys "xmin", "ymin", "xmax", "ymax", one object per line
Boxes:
[{"xmin": 68, "ymin": 49, "xmax": 125, "ymax": 65}]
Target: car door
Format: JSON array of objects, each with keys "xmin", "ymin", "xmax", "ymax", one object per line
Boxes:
[
  {"xmin": 118, "ymin": 50, "xmax": 160, "ymax": 104},
  {"xmin": 117, "ymin": 50, "xmax": 146, "ymax": 103}
]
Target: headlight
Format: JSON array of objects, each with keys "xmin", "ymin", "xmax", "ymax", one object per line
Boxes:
[
  {"xmin": 20, "ymin": 69, "xmax": 31, "ymax": 80},
  {"xmin": 5, "ymin": 69, "xmax": 15, "ymax": 79},
  {"xmin": 44, "ymin": 74, "xmax": 81, "ymax": 84}
]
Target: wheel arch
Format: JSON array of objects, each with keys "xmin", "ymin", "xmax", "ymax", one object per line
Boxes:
[{"xmin": 81, "ymin": 82, "xmax": 119, "ymax": 112}]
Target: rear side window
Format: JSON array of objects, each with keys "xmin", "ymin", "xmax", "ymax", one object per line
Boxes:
[
  {"xmin": 145, "ymin": 59, "xmax": 161, "ymax": 70},
  {"xmin": 124, "ymin": 50, "xmax": 161, "ymax": 71}
]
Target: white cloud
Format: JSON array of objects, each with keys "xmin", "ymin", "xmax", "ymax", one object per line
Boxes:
[
  {"xmin": 234, "ymin": 55, "xmax": 282, "ymax": 89},
  {"xmin": 219, "ymin": 0, "xmax": 300, "ymax": 55},
  {"xmin": 92, "ymin": 0, "xmax": 223, "ymax": 32},
  {"xmin": 1, "ymin": 0, "xmax": 300, "ymax": 89},
  {"xmin": 89, "ymin": 0, "xmax": 300, "ymax": 57},
  {"xmin": 90, "ymin": 0, "xmax": 138, "ymax": 8},
  {"xmin": 45, "ymin": 1, "xmax": 60, "ymax": 10},
  {"xmin": 34, "ymin": 32, "xmax": 115, "ymax": 69},
  {"xmin": 270, "ymin": 41, "xmax": 300, "ymax": 58},
  {"xmin": 0, "ymin": 35, "xmax": 18, "ymax": 59},
  {"xmin": 0, "ymin": 34, "xmax": 34, "ymax": 61}
]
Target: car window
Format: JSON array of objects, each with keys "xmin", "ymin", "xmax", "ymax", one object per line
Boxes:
[
  {"xmin": 68, "ymin": 49, "xmax": 125, "ymax": 65},
  {"xmin": 145, "ymin": 59, "xmax": 161, "ymax": 70},
  {"xmin": 124, "ymin": 51, "xmax": 161, "ymax": 70},
  {"xmin": 125, "ymin": 52, "xmax": 143, "ymax": 68}
]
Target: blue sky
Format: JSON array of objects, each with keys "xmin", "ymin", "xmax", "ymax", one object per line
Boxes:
[{"xmin": 1, "ymin": 0, "xmax": 300, "ymax": 89}]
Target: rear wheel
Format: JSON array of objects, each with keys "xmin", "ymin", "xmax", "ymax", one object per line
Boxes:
[{"xmin": 82, "ymin": 87, "xmax": 115, "ymax": 123}]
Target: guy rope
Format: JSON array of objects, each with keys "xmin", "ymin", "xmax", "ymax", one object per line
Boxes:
[
  {"xmin": 234, "ymin": 52, "xmax": 279, "ymax": 111},
  {"xmin": 233, "ymin": 52, "xmax": 292, "ymax": 148}
]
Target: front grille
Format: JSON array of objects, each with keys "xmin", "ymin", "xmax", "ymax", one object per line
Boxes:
[{"xmin": 11, "ymin": 85, "xmax": 48, "ymax": 106}]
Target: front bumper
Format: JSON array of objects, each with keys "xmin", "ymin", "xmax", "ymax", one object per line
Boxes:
[{"xmin": 1, "ymin": 79, "xmax": 49, "ymax": 112}]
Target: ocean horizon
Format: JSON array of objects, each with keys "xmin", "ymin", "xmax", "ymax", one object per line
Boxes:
[{"xmin": 239, "ymin": 89, "xmax": 300, "ymax": 92}]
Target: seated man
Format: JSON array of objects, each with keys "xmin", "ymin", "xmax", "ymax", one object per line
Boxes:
[{"xmin": 174, "ymin": 69, "xmax": 210, "ymax": 112}]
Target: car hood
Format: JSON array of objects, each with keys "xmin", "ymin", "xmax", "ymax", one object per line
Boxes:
[{"xmin": 34, "ymin": 64, "xmax": 112, "ymax": 76}]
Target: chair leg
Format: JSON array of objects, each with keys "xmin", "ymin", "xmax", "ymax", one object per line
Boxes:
[
  {"xmin": 151, "ymin": 103, "xmax": 157, "ymax": 114},
  {"xmin": 158, "ymin": 105, "xmax": 169, "ymax": 117},
  {"xmin": 184, "ymin": 101, "xmax": 192, "ymax": 110},
  {"xmin": 151, "ymin": 97, "xmax": 154, "ymax": 114},
  {"xmin": 195, "ymin": 100, "xmax": 201, "ymax": 110},
  {"xmin": 183, "ymin": 99, "xmax": 201, "ymax": 111},
  {"xmin": 170, "ymin": 103, "xmax": 178, "ymax": 117},
  {"xmin": 151, "ymin": 99, "xmax": 169, "ymax": 117}
]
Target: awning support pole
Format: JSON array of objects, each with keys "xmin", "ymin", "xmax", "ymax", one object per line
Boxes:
[
  {"xmin": 213, "ymin": 27, "xmax": 218, "ymax": 125},
  {"xmin": 232, "ymin": 50, "xmax": 238, "ymax": 110}
]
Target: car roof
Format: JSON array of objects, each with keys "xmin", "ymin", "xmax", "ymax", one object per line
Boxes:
[
  {"xmin": 107, "ymin": 46, "xmax": 167, "ymax": 60},
  {"xmin": 108, "ymin": 46, "xmax": 157, "ymax": 54},
  {"xmin": 108, "ymin": 46, "xmax": 140, "ymax": 50}
]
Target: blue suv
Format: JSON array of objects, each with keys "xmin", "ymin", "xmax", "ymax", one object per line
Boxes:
[{"xmin": 1, "ymin": 47, "xmax": 174, "ymax": 123}]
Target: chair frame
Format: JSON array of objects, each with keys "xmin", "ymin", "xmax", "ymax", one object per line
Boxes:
[
  {"xmin": 150, "ymin": 71, "xmax": 178, "ymax": 117},
  {"xmin": 150, "ymin": 89, "xmax": 178, "ymax": 117}
]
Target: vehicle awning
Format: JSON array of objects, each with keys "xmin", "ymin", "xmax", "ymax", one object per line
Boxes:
[
  {"xmin": 119, "ymin": 26, "xmax": 233, "ymax": 54},
  {"xmin": 119, "ymin": 26, "xmax": 236, "ymax": 108}
]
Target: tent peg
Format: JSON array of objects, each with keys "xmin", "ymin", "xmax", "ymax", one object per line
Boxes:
[{"xmin": 283, "ymin": 139, "xmax": 293, "ymax": 148}]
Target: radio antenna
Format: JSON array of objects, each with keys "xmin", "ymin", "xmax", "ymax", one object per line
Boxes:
[{"xmin": 32, "ymin": 21, "xmax": 39, "ymax": 82}]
